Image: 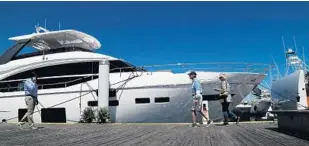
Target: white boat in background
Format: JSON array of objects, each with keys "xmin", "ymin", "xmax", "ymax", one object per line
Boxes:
[
  {"xmin": 272, "ymin": 70, "xmax": 308, "ymax": 110},
  {"xmin": 233, "ymin": 100, "xmax": 252, "ymax": 121},
  {"xmin": 250, "ymin": 89, "xmax": 272, "ymax": 118},
  {"xmin": 0, "ymin": 26, "xmax": 269, "ymax": 123},
  {"xmin": 271, "ymin": 41, "xmax": 309, "ymax": 110},
  {"xmin": 235, "ymin": 100, "xmax": 252, "ymax": 113}
]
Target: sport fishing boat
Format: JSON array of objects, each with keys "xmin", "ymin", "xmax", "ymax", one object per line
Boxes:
[{"xmin": 271, "ymin": 46, "xmax": 309, "ymax": 110}]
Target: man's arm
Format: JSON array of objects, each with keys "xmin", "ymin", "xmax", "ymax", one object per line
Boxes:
[
  {"xmin": 34, "ymin": 84, "xmax": 39, "ymax": 105},
  {"xmin": 214, "ymin": 82, "xmax": 223, "ymax": 92}
]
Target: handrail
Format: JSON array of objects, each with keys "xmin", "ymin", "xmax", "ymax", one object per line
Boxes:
[
  {"xmin": 0, "ymin": 62, "xmax": 273, "ymax": 84},
  {"xmin": 37, "ymin": 76, "xmax": 87, "ymax": 87},
  {"xmin": 0, "ymin": 57, "xmax": 109, "ymax": 75},
  {"xmin": 142, "ymin": 62, "xmax": 271, "ymax": 67},
  {"xmin": 0, "ymin": 62, "xmax": 273, "ymax": 92},
  {"xmin": 0, "ymin": 74, "xmax": 98, "ymax": 91},
  {"xmin": 0, "ymin": 73, "xmax": 98, "ymax": 83},
  {"xmin": 110, "ymin": 62, "xmax": 273, "ymax": 74}
]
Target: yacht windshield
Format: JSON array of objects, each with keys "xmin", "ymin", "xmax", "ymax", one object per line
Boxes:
[
  {"xmin": 0, "ymin": 40, "xmax": 31, "ymax": 65},
  {"xmin": 12, "ymin": 46, "xmax": 93, "ymax": 60}
]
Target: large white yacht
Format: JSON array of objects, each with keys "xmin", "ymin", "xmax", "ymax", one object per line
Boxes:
[{"xmin": 0, "ymin": 26, "xmax": 268, "ymax": 123}]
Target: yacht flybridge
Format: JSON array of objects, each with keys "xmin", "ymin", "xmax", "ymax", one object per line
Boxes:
[{"xmin": 0, "ymin": 26, "xmax": 269, "ymax": 123}]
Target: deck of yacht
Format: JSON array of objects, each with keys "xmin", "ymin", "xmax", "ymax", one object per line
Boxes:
[{"xmin": 0, "ymin": 122, "xmax": 308, "ymax": 146}]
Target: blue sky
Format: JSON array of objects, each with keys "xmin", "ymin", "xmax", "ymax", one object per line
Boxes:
[{"xmin": 0, "ymin": 1, "xmax": 308, "ymax": 81}]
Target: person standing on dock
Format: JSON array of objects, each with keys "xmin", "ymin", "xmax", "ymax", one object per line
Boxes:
[
  {"xmin": 215, "ymin": 74, "xmax": 240, "ymax": 125},
  {"xmin": 188, "ymin": 71, "xmax": 213, "ymax": 127},
  {"xmin": 18, "ymin": 72, "xmax": 39, "ymax": 130}
]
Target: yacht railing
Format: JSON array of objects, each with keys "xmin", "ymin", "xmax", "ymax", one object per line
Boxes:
[
  {"xmin": 0, "ymin": 74, "xmax": 99, "ymax": 83},
  {"xmin": 112, "ymin": 62, "xmax": 273, "ymax": 74},
  {"xmin": 0, "ymin": 74, "xmax": 99, "ymax": 92},
  {"xmin": 0, "ymin": 62, "xmax": 273, "ymax": 92},
  {"xmin": 0, "ymin": 57, "xmax": 108, "ymax": 75}
]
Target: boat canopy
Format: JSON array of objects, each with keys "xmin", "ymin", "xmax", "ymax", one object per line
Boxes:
[{"xmin": 9, "ymin": 28, "xmax": 101, "ymax": 51}]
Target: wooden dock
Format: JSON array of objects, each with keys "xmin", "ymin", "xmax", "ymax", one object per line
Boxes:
[{"xmin": 0, "ymin": 122, "xmax": 308, "ymax": 146}]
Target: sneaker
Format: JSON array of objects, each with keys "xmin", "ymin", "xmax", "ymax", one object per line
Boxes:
[
  {"xmin": 206, "ymin": 120, "xmax": 213, "ymax": 127},
  {"xmin": 189, "ymin": 123, "xmax": 197, "ymax": 127},
  {"xmin": 30, "ymin": 126, "xmax": 38, "ymax": 130},
  {"xmin": 29, "ymin": 124, "xmax": 38, "ymax": 130},
  {"xmin": 236, "ymin": 116, "xmax": 240, "ymax": 125},
  {"xmin": 17, "ymin": 122, "xmax": 24, "ymax": 129},
  {"xmin": 223, "ymin": 121, "xmax": 229, "ymax": 125}
]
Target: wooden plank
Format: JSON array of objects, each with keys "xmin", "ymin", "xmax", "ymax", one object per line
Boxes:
[{"xmin": 0, "ymin": 123, "xmax": 308, "ymax": 146}]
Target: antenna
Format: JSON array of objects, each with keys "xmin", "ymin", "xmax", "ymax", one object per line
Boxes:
[
  {"xmin": 44, "ymin": 18, "xmax": 47, "ymax": 29},
  {"xmin": 35, "ymin": 22, "xmax": 40, "ymax": 33},
  {"xmin": 269, "ymin": 65, "xmax": 273, "ymax": 86},
  {"xmin": 282, "ymin": 36, "xmax": 286, "ymax": 53},
  {"xmin": 293, "ymin": 36, "xmax": 298, "ymax": 53},
  {"xmin": 282, "ymin": 36, "xmax": 289, "ymax": 76},
  {"xmin": 271, "ymin": 55, "xmax": 281, "ymax": 80},
  {"xmin": 58, "ymin": 21, "xmax": 61, "ymax": 30},
  {"xmin": 303, "ymin": 46, "xmax": 306, "ymax": 71}
]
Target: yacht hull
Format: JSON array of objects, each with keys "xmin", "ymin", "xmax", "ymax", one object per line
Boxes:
[
  {"xmin": 271, "ymin": 70, "xmax": 308, "ymax": 110},
  {"xmin": 250, "ymin": 100, "xmax": 272, "ymax": 117},
  {"xmin": 0, "ymin": 72, "xmax": 265, "ymax": 123}
]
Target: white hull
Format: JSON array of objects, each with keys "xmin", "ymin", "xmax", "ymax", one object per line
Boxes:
[
  {"xmin": 234, "ymin": 105, "xmax": 252, "ymax": 113},
  {"xmin": 0, "ymin": 27, "xmax": 268, "ymax": 123},
  {"xmin": 250, "ymin": 99, "xmax": 272, "ymax": 116},
  {"xmin": 0, "ymin": 71, "xmax": 265, "ymax": 123},
  {"xmin": 271, "ymin": 70, "xmax": 308, "ymax": 110}
]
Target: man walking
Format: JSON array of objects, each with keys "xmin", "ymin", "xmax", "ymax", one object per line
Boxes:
[
  {"xmin": 18, "ymin": 73, "xmax": 39, "ymax": 130},
  {"xmin": 215, "ymin": 74, "xmax": 240, "ymax": 125},
  {"xmin": 188, "ymin": 71, "xmax": 213, "ymax": 127}
]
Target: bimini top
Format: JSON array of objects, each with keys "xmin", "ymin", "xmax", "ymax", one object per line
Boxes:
[{"xmin": 8, "ymin": 26, "xmax": 101, "ymax": 51}]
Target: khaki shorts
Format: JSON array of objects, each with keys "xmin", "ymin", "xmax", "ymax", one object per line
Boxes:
[{"xmin": 191, "ymin": 94, "xmax": 203, "ymax": 111}]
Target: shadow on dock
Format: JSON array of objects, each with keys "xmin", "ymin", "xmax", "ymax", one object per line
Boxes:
[{"xmin": 266, "ymin": 127, "xmax": 309, "ymax": 141}]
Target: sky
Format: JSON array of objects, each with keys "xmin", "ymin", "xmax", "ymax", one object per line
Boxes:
[{"xmin": 0, "ymin": 1, "xmax": 308, "ymax": 86}]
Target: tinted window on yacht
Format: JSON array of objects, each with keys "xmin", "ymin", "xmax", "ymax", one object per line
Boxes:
[
  {"xmin": 5, "ymin": 62, "xmax": 99, "ymax": 80},
  {"xmin": 135, "ymin": 98, "xmax": 150, "ymax": 104},
  {"xmin": 0, "ymin": 60, "xmax": 144, "ymax": 92},
  {"xmin": 12, "ymin": 47, "xmax": 93, "ymax": 61},
  {"xmin": 3, "ymin": 60, "xmax": 141, "ymax": 81},
  {"xmin": 109, "ymin": 100, "xmax": 119, "ymax": 106},
  {"xmin": 89, "ymin": 100, "xmax": 121, "ymax": 107},
  {"xmin": 109, "ymin": 89, "xmax": 117, "ymax": 97},
  {"xmin": 95, "ymin": 89, "xmax": 117, "ymax": 97},
  {"xmin": 0, "ymin": 75, "xmax": 97, "ymax": 92},
  {"xmin": 18, "ymin": 109, "xmax": 28, "ymax": 122},
  {"xmin": 154, "ymin": 97, "xmax": 170, "ymax": 103},
  {"xmin": 0, "ymin": 40, "xmax": 31, "ymax": 65},
  {"xmin": 0, "ymin": 62, "xmax": 99, "ymax": 92},
  {"xmin": 88, "ymin": 101, "xmax": 98, "ymax": 107},
  {"xmin": 41, "ymin": 108, "xmax": 67, "ymax": 123},
  {"xmin": 14, "ymin": 47, "xmax": 38, "ymax": 59},
  {"xmin": 109, "ymin": 60, "xmax": 145, "ymax": 73}
]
